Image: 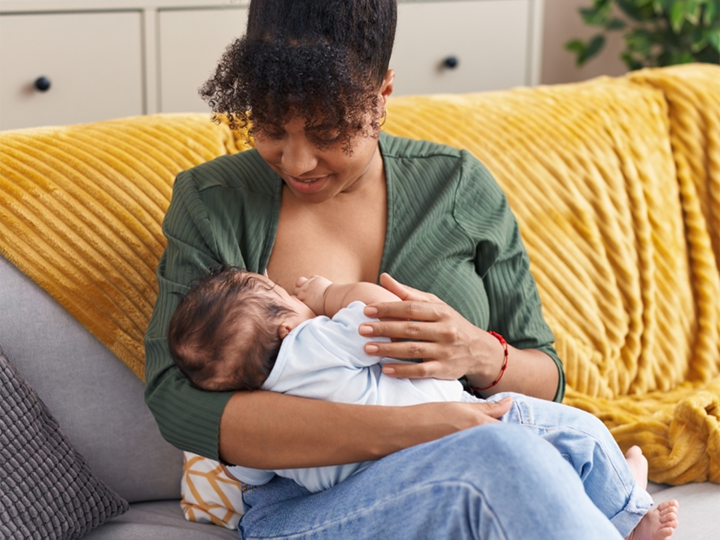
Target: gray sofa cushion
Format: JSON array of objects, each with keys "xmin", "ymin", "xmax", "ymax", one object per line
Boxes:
[
  {"xmin": 83, "ymin": 501, "xmax": 238, "ymax": 539},
  {"xmin": 0, "ymin": 254, "xmax": 183, "ymax": 503},
  {"xmin": 0, "ymin": 347, "xmax": 129, "ymax": 539}
]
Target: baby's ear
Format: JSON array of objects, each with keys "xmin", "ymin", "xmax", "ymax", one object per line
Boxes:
[{"xmin": 278, "ymin": 323, "xmax": 292, "ymax": 340}]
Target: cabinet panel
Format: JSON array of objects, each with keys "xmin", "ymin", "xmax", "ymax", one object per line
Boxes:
[
  {"xmin": 0, "ymin": 11, "xmax": 143, "ymax": 131},
  {"xmin": 158, "ymin": 7, "xmax": 248, "ymax": 113},
  {"xmin": 391, "ymin": 0, "xmax": 530, "ymax": 96}
]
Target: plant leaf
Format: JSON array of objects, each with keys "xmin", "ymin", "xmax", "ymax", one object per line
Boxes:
[
  {"xmin": 580, "ymin": 34, "xmax": 607, "ymax": 64},
  {"xmin": 626, "ymin": 29, "xmax": 654, "ymax": 54},
  {"xmin": 566, "ymin": 38, "xmax": 586, "ymax": 53},
  {"xmin": 685, "ymin": 0, "xmax": 701, "ymax": 24},
  {"xmin": 670, "ymin": 1, "xmax": 687, "ymax": 33},
  {"xmin": 668, "ymin": 49, "xmax": 696, "ymax": 63},
  {"xmin": 692, "ymin": 28, "xmax": 708, "ymax": 50},
  {"xmin": 606, "ymin": 17, "xmax": 628, "ymax": 29},
  {"xmin": 617, "ymin": 0, "xmax": 656, "ymax": 20},
  {"xmin": 653, "ymin": 0, "xmax": 674, "ymax": 13},
  {"xmin": 621, "ymin": 51, "xmax": 645, "ymax": 69},
  {"xmin": 709, "ymin": 29, "xmax": 720, "ymax": 51},
  {"xmin": 704, "ymin": 1, "xmax": 719, "ymax": 24},
  {"xmin": 580, "ymin": 5, "xmax": 612, "ymax": 26}
]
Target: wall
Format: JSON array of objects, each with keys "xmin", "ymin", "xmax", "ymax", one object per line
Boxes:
[{"xmin": 542, "ymin": 0, "xmax": 627, "ymax": 84}]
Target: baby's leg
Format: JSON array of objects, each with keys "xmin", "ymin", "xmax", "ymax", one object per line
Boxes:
[
  {"xmin": 625, "ymin": 446, "xmax": 648, "ymax": 490},
  {"xmin": 624, "ymin": 447, "xmax": 679, "ymax": 540},
  {"xmin": 486, "ymin": 392, "xmax": 654, "ymax": 537}
]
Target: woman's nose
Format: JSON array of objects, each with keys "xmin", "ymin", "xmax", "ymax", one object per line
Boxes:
[{"xmin": 281, "ymin": 137, "xmax": 318, "ymax": 177}]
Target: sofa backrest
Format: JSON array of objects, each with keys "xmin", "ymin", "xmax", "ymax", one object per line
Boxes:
[{"xmin": 0, "ymin": 253, "xmax": 181, "ymax": 503}]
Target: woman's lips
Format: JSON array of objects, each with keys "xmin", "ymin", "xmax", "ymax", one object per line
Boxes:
[{"xmin": 285, "ymin": 175, "xmax": 330, "ymax": 194}]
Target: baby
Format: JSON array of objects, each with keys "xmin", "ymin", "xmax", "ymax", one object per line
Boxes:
[{"xmin": 168, "ymin": 265, "xmax": 678, "ymax": 539}]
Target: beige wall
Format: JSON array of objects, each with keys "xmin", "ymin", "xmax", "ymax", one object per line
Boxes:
[{"xmin": 542, "ymin": 0, "xmax": 627, "ymax": 85}]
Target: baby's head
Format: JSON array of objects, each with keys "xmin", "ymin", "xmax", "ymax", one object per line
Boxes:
[{"xmin": 168, "ymin": 265, "xmax": 315, "ymax": 392}]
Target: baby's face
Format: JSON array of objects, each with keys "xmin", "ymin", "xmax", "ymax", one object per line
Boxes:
[{"xmin": 255, "ymin": 275, "xmax": 316, "ymax": 330}]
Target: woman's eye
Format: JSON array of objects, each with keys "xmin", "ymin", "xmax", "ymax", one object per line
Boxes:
[
  {"xmin": 257, "ymin": 128, "xmax": 284, "ymax": 140},
  {"xmin": 310, "ymin": 132, "xmax": 340, "ymax": 145}
]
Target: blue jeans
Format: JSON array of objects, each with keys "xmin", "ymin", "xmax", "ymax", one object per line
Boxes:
[{"xmin": 238, "ymin": 392, "xmax": 652, "ymax": 540}]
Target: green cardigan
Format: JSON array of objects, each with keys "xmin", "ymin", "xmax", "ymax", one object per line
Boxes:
[{"xmin": 144, "ymin": 132, "xmax": 565, "ymax": 459}]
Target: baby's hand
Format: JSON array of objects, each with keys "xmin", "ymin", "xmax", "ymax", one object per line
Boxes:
[{"xmin": 294, "ymin": 275, "xmax": 333, "ymax": 315}]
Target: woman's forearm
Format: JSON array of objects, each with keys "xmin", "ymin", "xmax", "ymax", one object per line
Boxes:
[
  {"xmin": 219, "ymin": 391, "xmax": 413, "ymax": 468},
  {"xmin": 218, "ymin": 390, "xmax": 509, "ymax": 468}
]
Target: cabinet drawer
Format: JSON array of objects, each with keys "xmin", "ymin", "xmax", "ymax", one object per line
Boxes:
[
  {"xmin": 391, "ymin": 0, "xmax": 530, "ymax": 95},
  {"xmin": 158, "ymin": 7, "xmax": 248, "ymax": 114},
  {"xmin": 0, "ymin": 11, "xmax": 143, "ymax": 131}
]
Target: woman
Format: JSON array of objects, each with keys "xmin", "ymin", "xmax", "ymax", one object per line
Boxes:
[{"xmin": 144, "ymin": 1, "xmax": 645, "ymax": 538}]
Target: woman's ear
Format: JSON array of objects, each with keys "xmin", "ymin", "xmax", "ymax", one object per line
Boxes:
[{"xmin": 379, "ymin": 69, "xmax": 395, "ymax": 104}]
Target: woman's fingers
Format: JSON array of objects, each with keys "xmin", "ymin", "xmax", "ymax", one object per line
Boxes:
[
  {"xmin": 366, "ymin": 337, "xmax": 443, "ymax": 362},
  {"xmin": 364, "ymin": 299, "xmax": 445, "ymax": 321},
  {"xmin": 359, "ymin": 319, "xmax": 446, "ymax": 340},
  {"xmin": 481, "ymin": 397, "xmax": 513, "ymax": 419},
  {"xmin": 381, "ymin": 359, "xmax": 446, "ymax": 379},
  {"xmin": 378, "ymin": 273, "xmax": 441, "ymax": 303}
]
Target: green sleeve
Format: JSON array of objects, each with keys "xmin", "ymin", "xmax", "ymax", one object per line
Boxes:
[
  {"xmin": 144, "ymin": 170, "xmax": 235, "ymax": 459},
  {"xmin": 454, "ymin": 155, "xmax": 566, "ymax": 402}
]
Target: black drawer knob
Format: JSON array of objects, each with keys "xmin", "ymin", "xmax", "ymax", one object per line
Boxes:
[
  {"xmin": 34, "ymin": 76, "xmax": 52, "ymax": 92},
  {"xmin": 443, "ymin": 56, "xmax": 459, "ymax": 69}
]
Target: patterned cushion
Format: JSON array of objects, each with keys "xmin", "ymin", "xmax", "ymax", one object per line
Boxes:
[
  {"xmin": 181, "ymin": 453, "xmax": 244, "ymax": 530},
  {"xmin": 0, "ymin": 347, "xmax": 128, "ymax": 539}
]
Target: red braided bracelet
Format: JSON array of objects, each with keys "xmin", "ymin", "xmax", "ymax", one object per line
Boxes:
[{"xmin": 464, "ymin": 331, "xmax": 509, "ymax": 393}]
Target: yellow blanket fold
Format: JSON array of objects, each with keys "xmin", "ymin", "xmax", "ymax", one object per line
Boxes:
[{"xmin": 1, "ymin": 65, "xmax": 719, "ymax": 484}]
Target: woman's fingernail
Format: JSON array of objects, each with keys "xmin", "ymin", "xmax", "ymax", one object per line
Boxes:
[
  {"xmin": 382, "ymin": 366, "xmax": 395, "ymax": 374},
  {"xmin": 366, "ymin": 344, "xmax": 379, "ymax": 354},
  {"xmin": 359, "ymin": 324, "xmax": 373, "ymax": 335},
  {"xmin": 364, "ymin": 306, "xmax": 378, "ymax": 317}
]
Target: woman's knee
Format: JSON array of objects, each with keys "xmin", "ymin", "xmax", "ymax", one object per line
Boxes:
[{"xmin": 410, "ymin": 423, "xmax": 569, "ymax": 487}]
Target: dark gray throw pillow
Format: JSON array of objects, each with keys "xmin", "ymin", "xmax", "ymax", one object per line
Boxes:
[{"xmin": 0, "ymin": 347, "xmax": 129, "ymax": 539}]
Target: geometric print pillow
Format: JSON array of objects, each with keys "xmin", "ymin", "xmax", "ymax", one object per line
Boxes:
[
  {"xmin": 0, "ymin": 348, "xmax": 129, "ymax": 539},
  {"xmin": 180, "ymin": 452, "xmax": 244, "ymax": 530}
]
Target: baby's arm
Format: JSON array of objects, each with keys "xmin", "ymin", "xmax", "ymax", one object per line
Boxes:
[{"xmin": 295, "ymin": 275, "xmax": 400, "ymax": 317}]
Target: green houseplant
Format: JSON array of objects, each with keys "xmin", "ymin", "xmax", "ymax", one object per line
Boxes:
[{"xmin": 567, "ymin": 0, "xmax": 720, "ymax": 69}]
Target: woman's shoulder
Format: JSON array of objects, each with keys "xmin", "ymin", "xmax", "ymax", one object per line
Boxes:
[
  {"xmin": 380, "ymin": 132, "xmax": 464, "ymax": 161},
  {"xmin": 380, "ymin": 132, "xmax": 502, "ymax": 208},
  {"xmin": 176, "ymin": 148, "xmax": 279, "ymax": 196},
  {"xmin": 380, "ymin": 133, "xmax": 494, "ymax": 185}
]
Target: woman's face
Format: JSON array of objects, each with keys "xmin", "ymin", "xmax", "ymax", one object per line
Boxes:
[{"xmin": 253, "ymin": 71, "xmax": 394, "ymax": 204}]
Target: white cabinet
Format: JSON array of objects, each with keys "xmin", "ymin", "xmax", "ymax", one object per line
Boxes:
[
  {"xmin": 392, "ymin": 0, "xmax": 532, "ymax": 95},
  {"xmin": 158, "ymin": 7, "xmax": 248, "ymax": 113},
  {"xmin": 0, "ymin": 0, "xmax": 544, "ymax": 129},
  {"xmin": 0, "ymin": 11, "xmax": 144, "ymax": 131}
]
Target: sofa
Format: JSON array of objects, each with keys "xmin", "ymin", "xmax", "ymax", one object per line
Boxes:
[{"xmin": 1, "ymin": 64, "xmax": 719, "ymax": 539}]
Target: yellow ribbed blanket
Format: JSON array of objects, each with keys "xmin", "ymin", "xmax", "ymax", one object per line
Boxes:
[{"xmin": 1, "ymin": 65, "xmax": 719, "ymax": 485}]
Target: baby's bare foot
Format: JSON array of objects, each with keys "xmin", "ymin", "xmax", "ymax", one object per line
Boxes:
[
  {"xmin": 625, "ymin": 445, "xmax": 648, "ymax": 490},
  {"xmin": 625, "ymin": 500, "xmax": 679, "ymax": 540}
]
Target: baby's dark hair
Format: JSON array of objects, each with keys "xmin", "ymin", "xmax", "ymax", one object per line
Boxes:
[
  {"xmin": 167, "ymin": 265, "xmax": 294, "ymax": 392},
  {"xmin": 200, "ymin": 0, "xmax": 397, "ymax": 150}
]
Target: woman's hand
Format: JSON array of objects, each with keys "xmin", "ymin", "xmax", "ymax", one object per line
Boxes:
[
  {"xmin": 415, "ymin": 396, "xmax": 514, "ymax": 432},
  {"xmin": 360, "ymin": 273, "xmax": 506, "ymax": 386}
]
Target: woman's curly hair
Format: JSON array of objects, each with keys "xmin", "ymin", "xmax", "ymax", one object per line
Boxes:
[{"xmin": 200, "ymin": 0, "xmax": 397, "ymax": 150}]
